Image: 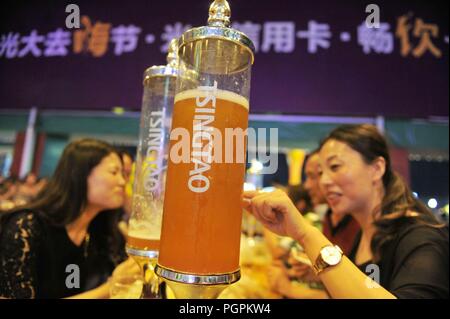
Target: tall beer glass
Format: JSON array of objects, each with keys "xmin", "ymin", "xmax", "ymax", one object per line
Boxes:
[
  {"xmin": 126, "ymin": 39, "xmax": 179, "ymax": 298},
  {"xmin": 156, "ymin": 0, "xmax": 255, "ymax": 297}
]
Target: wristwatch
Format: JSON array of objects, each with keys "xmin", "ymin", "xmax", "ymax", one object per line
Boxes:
[{"xmin": 313, "ymin": 245, "xmax": 343, "ymax": 274}]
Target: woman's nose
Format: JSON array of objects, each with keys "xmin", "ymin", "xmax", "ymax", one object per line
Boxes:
[
  {"xmin": 320, "ymin": 171, "xmax": 333, "ymax": 187},
  {"xmin": 118, "ymin": 173, "xmax": 126, "ymax": 186}
]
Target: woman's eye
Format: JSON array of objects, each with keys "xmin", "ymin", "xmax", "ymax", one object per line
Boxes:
[{"xmin": 330, "ymin": 164, "xmax": 340, "ymax": 171}]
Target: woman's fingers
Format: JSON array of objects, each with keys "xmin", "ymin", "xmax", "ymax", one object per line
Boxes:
[
  {"xmin": 243, "ymin": 190, "xmax": 260, "ymax": 199},
  {"xmin": 244, "ymin": 191, "xmax": 291, "ymax": 222},
  {"xmin": 242, "ymin": 197, "xmax": 252, "ymax": 209},
  {"xmin": 242, "ymin": 190, "xmax": 262, "ymax": 209},
  {"xmin": 248, "ymin": 192, "xmax": 278, "ymax": 222},
  {"xmin": 262, "ymin": 198, "xmax": 278, "ymax": 223},
  {"xmin": 242, "ymin": 189, "xmax": 301, "ymax": 238}
]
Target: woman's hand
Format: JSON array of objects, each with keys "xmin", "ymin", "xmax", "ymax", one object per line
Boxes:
[
  {"xmin": 112, "ymin": 257, "xmax": 141, "ymax": 279},
  {"xmin": 243, "ymin": 189, "xmax": 313, "ymax": 243}
]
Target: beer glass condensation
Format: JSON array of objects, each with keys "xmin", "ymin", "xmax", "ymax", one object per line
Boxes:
[{"xmin": 157, "ymin": 0, "xmax": 255, "ymax": 287}]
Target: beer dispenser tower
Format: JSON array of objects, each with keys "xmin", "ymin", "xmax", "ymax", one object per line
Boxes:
[
  {"xmin": 126, "ymin": 39, "xmax": 179, "ymax": 298},
  {"xmin": 155, "ymin": 0, "xmax": 255, "ymax": 298}
]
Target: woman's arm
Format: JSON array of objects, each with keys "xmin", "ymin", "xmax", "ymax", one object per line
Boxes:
[
  {"xmin": 244, "ymin": 190, "xmax": 396, "ymax": 299},
  {"xmin": 299, "ymin": 226, "xmax": 396, "ymax": 299}
]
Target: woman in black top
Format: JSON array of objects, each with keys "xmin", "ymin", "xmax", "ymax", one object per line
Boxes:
[
  {"xmin": 0, "ymin": 139, "xmax": 135, "ymax": 298},
  {"xmin": 244, "ymin": 124, "xmax": 448, "ymax": 298},
  {"xmin": 348, "ymin": 223, "xmax": 448, "ymax": 298}
]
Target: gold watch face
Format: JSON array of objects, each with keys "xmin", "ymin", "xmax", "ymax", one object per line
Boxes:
[{"xmin": 321, "ymin": 246, "xmax": 342, "ymax": 266}]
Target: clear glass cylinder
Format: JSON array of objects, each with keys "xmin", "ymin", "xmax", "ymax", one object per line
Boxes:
[
  {"xmin": 127, "ymin": 70, "xmax": 177, "ymax": 254},
  {"xmin": 159, "ymin": 29, "xmax": 254, "ymax": 275}
]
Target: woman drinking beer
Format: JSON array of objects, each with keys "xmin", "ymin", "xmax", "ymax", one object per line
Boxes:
[
  {"xmin": 0, "ymin": 139, "xmax": 139, "ymax": 298},
  {"xmin": 244, "ymin": 124, "xmax": 448, "ymax": 298}
]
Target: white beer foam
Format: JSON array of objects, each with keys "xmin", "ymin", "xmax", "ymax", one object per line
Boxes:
[
  {"xmin": 174, "ymin": 88, "xmax": 249, "ymax": 111},
  {"xmin": 128, "ymin": 213, "xmax": 161, "ymax": 240}
]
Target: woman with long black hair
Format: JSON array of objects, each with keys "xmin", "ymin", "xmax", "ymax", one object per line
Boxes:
[
  {"xmin": 244, "ymin": 124, "xmax": 448, "ymax": 298},
  {"xmin": 0, "ymin": 139, "xmax": 137, "ymax": 298}
]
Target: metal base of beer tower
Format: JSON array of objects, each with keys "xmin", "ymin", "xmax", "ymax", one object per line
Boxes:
[
  {"xmin": 154, "ymin": 264, "xmax": 240, "ymax": 299},
  {"xmin": 126, "ymin": 246, "xmax": 164, "ymax": 299},
  {"xmin": 126, "ymin": 246, "xmax": 159, "ymax": 259}
]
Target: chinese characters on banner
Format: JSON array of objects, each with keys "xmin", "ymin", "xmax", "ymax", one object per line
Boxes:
[{"xmin": 1, "ymin": 14, "xmax": 447, "ymax": 59}]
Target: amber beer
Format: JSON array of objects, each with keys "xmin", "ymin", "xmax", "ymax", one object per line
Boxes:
[
  {"xmin": 159, "ymin": 84, "xmax": 249, "ymax": 275},
  {"xmin": 127, "ymin": 218, "xmax": 162, "ymax": 251},
  {"xmin": 127, "ymin": 235, "xmax": 160, "ymax": 252}
]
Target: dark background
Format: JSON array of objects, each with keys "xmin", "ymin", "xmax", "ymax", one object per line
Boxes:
[{"xmin": 1, "ymin": 0, "xmax": 448, "ymax": 117}]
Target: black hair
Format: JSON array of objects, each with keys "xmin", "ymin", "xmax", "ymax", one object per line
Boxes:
[
  {"xmin": 287, "ymin": 184, "xmax": 314, "ymax": 214},
  {"xmin": 1, "ymin": 138, "xmax": 126, "ymax": 264}
]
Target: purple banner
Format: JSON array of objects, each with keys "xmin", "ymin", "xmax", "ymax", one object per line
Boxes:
[{"xmin": 0, "ymin": 0, "xmax": 448, "ymax": 117}]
